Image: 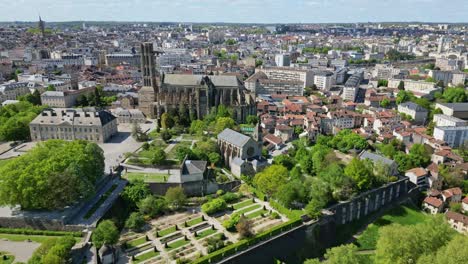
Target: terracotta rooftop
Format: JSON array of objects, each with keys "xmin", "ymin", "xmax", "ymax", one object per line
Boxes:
[{"xmin": 423, "ymin": 197, "xmax": 443, "ymax": 208}]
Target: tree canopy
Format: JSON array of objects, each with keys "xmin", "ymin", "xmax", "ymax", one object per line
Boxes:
[
  {"xmin": 0, "ymin": 140, "xmax": 104, "ymax": 210},
  {"xmin": 92, "ymin": 220, "xmax": 119, "ymax": 249},
  {"xmin": 0, "ymin": 101, "xmax": 44, "ymax": 141},
  {"xmin": 253, "ymin": 165, "xmax": 289, "ymax": 197}
]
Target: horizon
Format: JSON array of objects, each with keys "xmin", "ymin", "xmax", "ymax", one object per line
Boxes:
[{"xmin": 0, "ymin": 0, "xmax": 467, "ymax": 24}]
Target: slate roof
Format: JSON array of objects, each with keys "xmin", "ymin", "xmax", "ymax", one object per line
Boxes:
[
  {"xmin": 217, "ymin": 128, "xmax": 252, "ymax": 148},
  {"xmin": 182, "ymin": 160, "xmax": 207, "ymax": 175},
  {"xmin": 359, "ymin": 150, "xmax": 396, "ymax": 166}
]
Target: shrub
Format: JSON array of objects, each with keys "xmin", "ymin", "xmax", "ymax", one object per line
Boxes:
[
  {"xmin": 201, "ymin": 198, "xmax": 227, "ymax": 215},
  {"xmin": 222, "ymin": 212, "xmax": 242, "ymax": 231},
  {"xmin": 221, "ymin": 192, "xmax": 241, "ymax": 203}
]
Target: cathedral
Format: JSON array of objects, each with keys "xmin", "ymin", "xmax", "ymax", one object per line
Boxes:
[{"xmin": 138, "ymin": 43, "xmax": 256, "ymax": 122}]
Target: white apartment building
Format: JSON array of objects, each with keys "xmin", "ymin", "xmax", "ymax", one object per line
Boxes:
[
  {"xmin": 397, "ymin": 102, "xmax": 428, "ymax": 124},
  {"xmin": 342, "ymin": 86, "xmax": 359, "ymax": 102},
  {"xmin": 388, "ymin": 79, "xmax": 440, "ymax": 97},
  {"xmin": 275, "ymin": 54, "xmax": 291, "ymax": 67},
  {"xmin": 40, "ymin": 87, "xmax": 95, "ymax": 108},
  {"xmin": 433, "ymin": 114, "xmax": 467, "ymax": 127},
  {"xmin": 257, "ymin": 67, "xmax": 315, "ymax": 88},
  {"xmin": 30, "ymin": 108, "xmax": 118, "ymax": 143},
  {"xmin": 433, "ymin": 126, "xmax": 468, "ymax": 148},
  {"xmin": 314, "ymin": 71, "xmax": 335, "ymax": 91}
]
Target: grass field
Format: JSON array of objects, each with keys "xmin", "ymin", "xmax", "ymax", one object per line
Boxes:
[
  {"xmin": 125, "ymin": 236, "xmax": 148, "ymax": 249},
  {"xmin": 167, "ymin": 239, "xmax": 190, "ymax": 250},
  {"xmin": 186, "ymin": 217, "xmax": 204, "ymax": 227},
  {"xmin": 0, "ymin": 159, "xmax": 12, "ymax": 168},
  {"xmin": 124, "ymin": 172, "xmax": 169, "ymax": 183},
  {"xmin": 133, "ymin": 250, "xmax": 159, "ymax": 263},
  {"xmin": 0, "ymin": 234, "xmax": 81, "ymax": 243},
  {"xmin": 232, "ymin": 199, "xmax": 254, "ymax": 210},
  {"xmin": 355, "ymin": 205, "xmax": 431, "ymax": 250},
  {"xmin": 166, "ymin": 141, "xmax": 193, "ymax": 160},
  {"xmin": 235, "ymin": 204, "xmax": 262, "ymax": 215},
  {"xmin": 246, "ymin": 209, "xmax": 269, "ymax": 219},
  {"xmin": 0, "ymin": 251, "xmax": 14, "ymax": 264},
  {"xmin": 195, "ymin": 228, "xmax": 217, "ymax": 239},
  {"xmin": 157, "ymin": 226, "xmax": 177, "ymax": 237}
]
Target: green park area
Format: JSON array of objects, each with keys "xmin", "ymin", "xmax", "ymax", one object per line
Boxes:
[
  {"xmin": 354, "ymin": 205, "xmax": 431, "ymax": 250},
  {"xmin": 124, "ymin": 172, "xmax": 169, "ymax": 183}
]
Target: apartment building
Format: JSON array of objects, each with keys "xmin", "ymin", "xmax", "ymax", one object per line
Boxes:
[
  {"xmin": 0, "ymin": 81, "xmax": 30, "ymax": 103},
  {"xmin": 433, "ymin": 126, "xmax": 468, "ymax": 148},
  {"xmin": 40, "ymin": 87, "xmax": 95, "ymax": 108},
  {"xmin": 433, "ymin": 114, "xmax": 467, "ymax": 127},
  {"xmin": 257, "ymin": 66, "xmax": 315, "ymax": 88},
  {"xmin": 314, "ymin": 71, "xmax": 336, "ymax": 91},
  {"xmin": 397, "ymin": 102, "xmax": 428, "ymax": 124}
]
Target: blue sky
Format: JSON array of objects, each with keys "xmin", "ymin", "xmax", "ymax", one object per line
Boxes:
[{"xmin": 0, "ymin": 0, "xmax": 466, "ymax": 23}]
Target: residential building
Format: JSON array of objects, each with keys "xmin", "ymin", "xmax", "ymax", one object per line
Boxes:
[
  {"xmin": 433, "ymin": 126, "xmax": 468, "ymax": 148},
  {"xmin": 397, "ymin": 102, "xmax": 428, "ymax": 124},
  {"xmin": 105, "ymin": 53, "xmax": 140, "ymax": 67},
  {"xmin": 110, "ymin": 108, "xmax": 146, "ymax": 124},
  {"xmin": 446, "ymin": 211, "xmax": 468, "ymax": 234},
  {"xmin": 275, "ymin": 54, "xmax": 291, "ymax": 67},
  {"xmin": 422, "ymin": 197, "xmax": 444, "ymax": 214},
  {"xmin": 0, "ymin": 81, "xmax": 30, "ymax": 103},
  {"xmin": 405, "ymin": 168, "xmax": 429, "ymax": 190},
  {"xmin": 314, "ymin": 71, "xmax": 335, "ymax": 91},
  {"xmin": 435, "ymin": 103, "xmax": 468, "ymax": 120},
  {"xmin": 40, "ymin": 87, "xmax": 95, "ymax": 108},
  {"xmin": 442, "ymin": 187, "xmax": 463, "ymax": 204},
  {"xmin": 30, "ymin": 108, "xmax": 118, "ymax": 143},
  {"xmin": 245, "ymin": 71, "xmax": 303, "ymax": 95},
  {"xmin": 359, "ymin": 150, "xmax": 399, "ymax": 176},
  {"xmin": 257, "ymin": 66, "xmax": 315, "ymax": 88},
  {"xmin": 433, "ymin": 114, "xmax": 467, "ymax": 127}
]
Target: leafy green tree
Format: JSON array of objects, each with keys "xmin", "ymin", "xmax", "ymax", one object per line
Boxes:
[
  {"xmin": 138, "ymin": 195, "xmax": 168, "ymax": 217},
  {"xmin": 276, "ymin": 180, "xmax": 308, "ymax": 208},
  {"xmin": 92, "ymin": 220, "xmax": 119, "ymax": 249},
  {"xmin": 431, "ymin": 235, "xmax": 468, "ymax": 264},
  {"xmin": 160, "ymin": 130, "xmax": 172, "ymax": 143},
  {"xmin": 125, "ymin": 212, "xmax": 146, "ymax": 232},
  {"xmin": 344, "ymin": 158, "xmax": 375, "ymax": 191},
  {"xmin": 150, "ymin": 148, "xmax": 166, "ymax": 165},
  {"xmin": 377, "ymin": 79, "xmax": 389, "ymax": 87},
  {"xmin": 396, "ymin": 90, "xmax": 414, "ymax": 104},
  {"xmin": 190, "ymin": 120, "xmax": 206, "ymax": 135},
  {"xmin": 273, "ymin": 154, "xmax": 295, "ymax": 170},
  {"xmin": 19, "ymin": 89, "xmax": 42, "ymax": 105},
  {"xmin": 443, "ymin": 87, "xmax": 467, "ymax": 103},
  {"xmin": 201, "ymin": 198, "xmax": 227, "ymax": 215},
  {"xmin": 175, "ymin": 146, "xmax": 194, "ymax": 162},
  {"xmin": 246, "ymin": 115, "xmax": 259, "ymax": 125},
  {"xmin": 214, "ymin": 117, "xmax": 236, "ymax": 134},
  {"xmin": 253, "ymin": 165, "xmax": 289, "ymax": 197},
  {"xmin": 208, "ymin": 152, "xmax": 221, "ymax": 167},
  {"xmin": 121, "ymin": 179, "xmax": 151, "ymax": 207},
  {"xmin": 76, "ymin": 94, "xmax": 89, "ymax": 106},
  {"xmin": 0, "ymin": 101, "xmax": 44, "ymax": 141},
  {"xmin": 408, "ymin": 143, "xmax": 431, "ymax": 168},
  {"xmin": 161, "ymin": 112, "xmax": 174, "ymax": 129},
  {"xmin": 165, "ymin": 186, "xmax": 186, "ymax": 209},
  {"xmin": 0, "ymin": 140, "xmax": 104, "ymax": 210},
  {"xmin": 380, "ymin": 98, "xmax": 390, "ymax": 108},
  {"xmin": 46, "ymin": 85, "xmax": 56, "ymax": 91},
  {"xmin": 397, "ymin": 81, "xmax": 405, "ymax": 90},
  {"xmin": 29, "ymin": 236, "xmax": 76, "ymax": 264},
  {"xmin": 324, "ymin": 244, "xmax": 360, "ymax": 264}
]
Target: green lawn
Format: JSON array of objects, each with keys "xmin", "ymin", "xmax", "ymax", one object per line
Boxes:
[
  {"xmin": 167, "ymin": 239, "xmax": 190, "ymax": 250},
  {"xmin": 246, "ymin": 209, "xmax": 269, "ymax": 219},
  {"xmin": 232, "ymin": 199, "xmax": 254, "ymax": 210},
  {"xmin": 157, "ymin": 226, "xmax": 177, "ymax": 237},
  {"xmin": 0, "ymin": 234, "xmax": 81, "ymax": 243},
  {"xmin": 235, "ymin": 204, "xmax": 262, "ymax": 215},
  {"xmin": 133, "ymin": 250, "xmax": 159, "ymax": 263},
  {"xmin": 196, "ymin": 228, "xmax": 217, "ymax": 239},
  {"xmin": 125, "ymin": 236, "xmax": 148, "ymax": 249},
  {"xmin": 186, "ymin": 217, "xmax": 204, "ymax": 227},
  {"xmin": 124, "ymin": 172, "xmax": 169, "ymax": 183},
  {"xmin": 355, "ymin": 205, "xmax": 431, "ymax": 250}
]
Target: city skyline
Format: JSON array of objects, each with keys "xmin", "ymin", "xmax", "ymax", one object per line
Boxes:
[{"xmin": 1, "ymin": 0, "xmax": 467, "ymax": 23}]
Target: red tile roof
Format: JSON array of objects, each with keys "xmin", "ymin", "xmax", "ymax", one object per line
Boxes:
[{"xmin": 424, "ymin": 197, "xmax": 443, "ymax": 208}]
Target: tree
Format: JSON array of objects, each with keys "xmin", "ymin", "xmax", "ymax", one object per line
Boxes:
[
  {"xmin": 380, "ymin": 98, "xmax": 390, "ymax": 108},
  {"xmin": 138, "ymin": 196, "xmax": 168, "ymax": 217},
  {"xmin": 201, "ymin": 198, "xmax": 227, "ymax": 215},
  {"xmin": 175, "ymin": 146, "xmax": 194, "ymax": 162},
  {"xmin": 408, "ymin": 144, "xmax": 431, "ymax": 168},
  {"xmin": 46, "ymin": 85, "xmax": 56, "ymax": 91},
  {"xmin": 29, "ymin": 236, "xmax": 76, "ymax": 264},
  {"xmin": 246, "ymin": 115, "xmax": 259, "ymax": 125},
  {"xmin": 161, "ymin": 113, "xmax": 174, "ymax": 130},
  {"xmin": 208, "ymin": 152, "xmax": 221, "ymax": 167},
  {"xmin": 165, "ymin": 186, "xmax": 186, "ymax": 209},
  {"xmin": 19, "ymin": 89, "xmax": 41, "ymax": 105},
  {"xmin": 214, "ymin": 117, "xmax": 236, "ymax": 134},
  {"xmin": 375, "ymin": 216, "xmax": 454, "ymax": 264},
  {"xmin": 92, "ymin": 220, "xmax": 119, "ymax": 249},
  {"xmin": 0, "ymin": 101, "xmax": 44, "ymax": 141},
  {"xmin": 0, "ymin": 140, "xmax": 104, "ymax": 210},
  {"xmin": 150, "ymin": 148, "xmax": 166, "ymax": 165},
  {"xmin": 236, "ymin": 216, "xmax": 254, "ymax": 238},
  {"xmin": 396, "ymin": 90, "xmax": 414, "ymax": 104},
  {"xmin": 253, "ymin": 165, "xmax": 289, "ymax": 197},
  {"xmin": 160, "ymin": 130, "xmax": 172, "ymax": 143},
  {"xmin": 377, "ymin": 79, "xmax": 389, "ymax": 87},
  {"xmin": 276, "ymin": 180, "xmax": 308, "ymax": 208},
  {"xmin": 344, "ymin": 158, "xmax": 375, "ymax": 191},
  {"xmin": 431, "ymin": 235, "xmax": 468, "ymax": 264},
  {"xmin": 125, "ymin": 212, "xmax": 146, "ymax": 232},
  {"xmin": 121, "ymin": 179, "xmax": 151, "ymax": 207},
  {"xmin": 443, "ymin": 87, "xmax": 467, "ymax": 103},
  {"xmin": 190, "ymin": 120, "xmax": 206, "ymax": 135},
  {"xmin": 76, "ymin": 94, "xmax": 89, "ymax": 106},
  {"xmin": 397, "ymin": 80, "xmax": 405, "ymax": 90},
  {"xmin": 132, "ymin": 123, "xmax": 148, "ymax": 142},
  {"xmin": 273, "ymin": 154, "xmax": 295, "ymax": 170},
  {"xmin": 324, "ymin": 244, "xmax": 360, "ymax": 264}
]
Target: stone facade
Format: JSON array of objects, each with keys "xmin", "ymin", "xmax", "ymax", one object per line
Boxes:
[{"xmin": 30, "ymin": 108, "xmax": 118, "ymax": 143}]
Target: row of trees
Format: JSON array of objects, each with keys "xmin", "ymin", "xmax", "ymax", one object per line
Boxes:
[
  {"xmin": 28, "ymin": 236, "xmax": 76, "ymax": 264},
  {"xmin": 306, "ymin": 216, "xmax": 468, "ymax": 264},
  {"xmin": 0, "ymin": 140, "xmax": 105, "ymax": 210}
]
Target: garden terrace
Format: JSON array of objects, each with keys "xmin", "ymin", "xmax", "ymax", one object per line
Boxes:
[{"xmin": 123, "ymin": 172, "xmax": 169, "ymax": 183}]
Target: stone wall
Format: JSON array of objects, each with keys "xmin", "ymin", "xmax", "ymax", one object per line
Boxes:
[
  {"xmin": 147, "ymin": 180, "xmax": 241, "ymax": 197},
  {"xmin": 327, "ymin": 178, "xmax": 409, "ymax": 225},
  {"xmin": 0, "ymin": 217, "xmax": 84, "ymax": 232}
]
